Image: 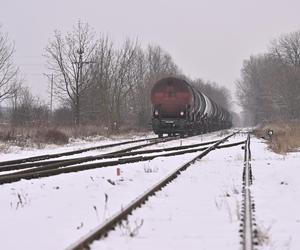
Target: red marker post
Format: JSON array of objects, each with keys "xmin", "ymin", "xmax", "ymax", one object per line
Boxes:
[{"xmin": 116, "ymin": 168, "xmax": 121, "ymax": 176}]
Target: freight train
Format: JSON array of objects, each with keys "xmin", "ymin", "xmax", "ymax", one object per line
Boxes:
[{"xmin": 151, "ymin": 77, "xmax": 232, "ymax": 137}]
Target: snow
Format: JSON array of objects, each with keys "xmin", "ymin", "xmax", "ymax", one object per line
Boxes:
[
  {"xmin": 251, "ymin": 138, "xmax": 300, "ymax": 250},
  {"xmin": 0, "ymin": 133, "xmax": 154, "ymax": 162},
  {"xmin": 91, "ymin": 136, "xmax": 244, "ymax": 250},
  {"xmin": 0, "ymin": 131, "xmax": 299, "ymax": 250}
]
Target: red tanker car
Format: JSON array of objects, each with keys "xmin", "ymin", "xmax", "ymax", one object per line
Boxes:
[{"xmin": 151, "ymin": 77, "xmax": 232, "ymax": 137}]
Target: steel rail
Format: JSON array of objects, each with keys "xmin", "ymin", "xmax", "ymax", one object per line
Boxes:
[
  {"xmin": 66, "ymin": 131, "xmax": 239, "ymax": 250},
  {"xmin": 0, "ymin": 140, "xmax": 245, "ymax": 185},
  {"xmin": 0, "ymin": 129, "xmax": 231, "ymax": 167},
  {"xmin": 240, "ymin": 133, "xmax": 256, "ymax": 250},
  {"xmin": 0, "ymin": 139, "xmax": 170, "ymax": 173},
  {"xmin": 0, "ymin": 139, "xmax": 220, "ymax": 173},
  {"xmin": 0, "ymin": 136, "xmax": 164, "ymax": 167}
]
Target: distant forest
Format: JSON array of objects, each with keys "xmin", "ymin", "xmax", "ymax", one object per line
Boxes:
[
  {"xmin": 236, "ymin": 30, "xmax": 300, "ymax": 125},
  {"xmin": 0, "ymin": 21, "xmax": 230, "ymax": 132}
]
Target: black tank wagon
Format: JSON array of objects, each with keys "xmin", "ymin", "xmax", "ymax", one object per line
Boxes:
[{"xmin": 150, "ymin": 77, "xmax": 232, "ymax": 137}]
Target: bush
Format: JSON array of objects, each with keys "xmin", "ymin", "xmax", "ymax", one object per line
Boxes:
[
  {"xmin": 35, "ymin": 129, "xmax": 69, "ymax": 145},
  {"xmin": 0, "ymin": 129, "xmax": 16, "ymax": 141},
  {"xmin": 254, "ymin": 121, "xmax": 300, "ymax": 153}
]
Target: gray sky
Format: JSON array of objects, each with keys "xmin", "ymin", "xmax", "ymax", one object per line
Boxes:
[{"xmin": 2, "ymin": 0, "xmax": 300, "ymax": 110}]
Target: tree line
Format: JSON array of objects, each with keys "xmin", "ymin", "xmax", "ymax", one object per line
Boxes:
[
  {"xmin": 237, "ymin": 30, "xmax": 300, "ymax": 125},
  {"xmin": 0, "ymin": 21, "xmax": 231, "ymax": 132}
]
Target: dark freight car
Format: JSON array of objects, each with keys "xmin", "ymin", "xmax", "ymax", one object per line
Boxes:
[{"xmin": 151, "ymin": 77, "xmax": 232, "ymax": 137}]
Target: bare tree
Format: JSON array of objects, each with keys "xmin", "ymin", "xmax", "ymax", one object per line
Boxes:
[
  {"xmin": 269, "ymin": 31, "xmax": 300, "ymax": 118},
  {"xmin": 236, "ymin": 30, "xmax": 300, "ymax": 125},
  {"xmin": 45, "ymin": 21, "xmax": 98, "ymax": 125},
  {"xmin": 134, "ymin": 45, "xmax": 179, "ymax": 127},
  {"xmin": 236, "ymin": 56, "xmax": 268, "ymax": 124},
  {"xmin": 236, "ymin": 53, "xmax": 300, "ymax": 125},
  {"xmin": 83, "ymin": 42, "xmax": 180, "ymax": 130},
  {"xmin": 10, "ymin": 86, "xmax": 49, "ymax": 126},
  {"xmin": 108, "ymin": 39, "xmax": 139, "ymax": 131},
  {"xmin": 82, "ymin": 35, "xmax": 115, "ymax": 125},
  {"xmin": 0, "ymin": 25, "xmax": 19, "ymax": 102},
  {"xmin": 270, "ymin": 31, "xmax": 300, "ymax": 67}
]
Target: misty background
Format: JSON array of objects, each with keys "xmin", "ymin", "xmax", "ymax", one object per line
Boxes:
[{"xmin": 2, "ymin": 0, "xmax": 300, "ymax": 111}]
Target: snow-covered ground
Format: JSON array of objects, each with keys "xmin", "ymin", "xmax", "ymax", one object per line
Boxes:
[
  {"xmin": 251, "ymin": 138, "xmax": 300, "ymax": 250},
  {"xmin": 0, "ymin": 133, "xmax": 155, "ymax": 162},
  {"xmin": 91, "ymin": 133, "xmax": 244, "ymax": 250},
  {"xmin": 0, "ymin": 131, "xmax": 299, "ymax": 250}
]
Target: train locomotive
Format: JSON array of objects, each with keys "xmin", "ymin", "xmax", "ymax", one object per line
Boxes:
[{"xmin": 151, "ymin": 77, "xmax": 232, "ymax": 137}]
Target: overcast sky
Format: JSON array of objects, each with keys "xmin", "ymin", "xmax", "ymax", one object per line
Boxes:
[{"xmin": 2, "ymin": 0, "xmax": 300, "ymax": 110}]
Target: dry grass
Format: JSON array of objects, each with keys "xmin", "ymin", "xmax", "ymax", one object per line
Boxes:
[
  {"xmin": 35, "ymin": 129, "xmax": 69, "ymax": 145},
  {"xmin": 0, "ymin": 125, "xmax": 70, "ymax": 148},
  {"xmin": 255, "ymin": 226, "xmax": 271, "ymax": 246},
  {"xmin": 55, "ymin": 125, "xmax": 110, "ymax": 139},
  {"xmin": 0, "ymin": 124, "xmax": 150, "ymax": 150},
  {"xmin": 253, "ymin": 121, "xmax": 300, "ymax": 154}
]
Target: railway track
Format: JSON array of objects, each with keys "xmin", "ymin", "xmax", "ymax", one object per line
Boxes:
[
  {"xmin": 0, "ymin": 136, "xmax": 245, "ymax": 185},
  {"xmin": 0, "ymin": 138, "xmax": 221, "ymax": 173},
  {"xmin": 239, "ymin": 133, "xmax": 258, "ymax": 250},
  {"xmin": 0, "ymin": 136, "xmax": 164, "ymax": 167},
  {"xmin": 66, "ymin": 131, "xmax": 239, "ymax": 250},
  {"xmin": 0, "ymin": 131, "xmax": 218, "ymax": 172}
]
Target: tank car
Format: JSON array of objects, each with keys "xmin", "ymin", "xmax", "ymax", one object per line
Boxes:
[{"xmin": 150, "ymin": 77, "xmax": 232, "ymax": 137}]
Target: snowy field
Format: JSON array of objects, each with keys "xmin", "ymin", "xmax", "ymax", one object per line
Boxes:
[
  {"xmin": 251, "ymin": 138, "xmax": 300, "ymax": 250},
  {"xmin": 0, "ymin": 133, "xmax": 155, "ymax": 162},
  {"xmin": 0, "ymin": 131, "xmax": 299, "ymax": 250}
]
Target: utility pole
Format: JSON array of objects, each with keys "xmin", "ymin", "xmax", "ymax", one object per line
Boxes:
[{"xmin": 73, "ymin": 48, "xmax": 96, "ymax": 126}]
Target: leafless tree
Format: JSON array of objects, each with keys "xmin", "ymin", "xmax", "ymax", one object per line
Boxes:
[
  {"xmin": 0, "ymin": 25, "xmax": 19, "ymax": 102},
  {"xmin": 134, "ymin": 45, "xmax": 179, "ymax": 127},
  {"xmin": 108, "ymin": 39, "xmax": 139, "ymax": 130},
  {"xmin": 269, "ymin": 31, "xmax": 300, "ymax": 118},
  {"xmin": 270, "ymin": 31, "xmax": 300, "ymax": 67},
  {"xmin": 52, "ymin": 106, "xmax": 73, "ymax": 126},
  {"xmin": 82, "ymin": 38, "xmax": 142, "ymax": 130},
  {"xmin": 45, "ymin": 21, "xmax": 98, "ymax": 126},
  {"xmin": 81, "ymin": 35, "xmax": 115, "ymax": 125},
  {"xmin": 236, "ymin": 52, "xmax": 300, "ymax": 125},
  {"xmin": 10, "ymin": 86, "xmax": 49, "ymax": 126},
  {"xmin": 82, "ymin": 41, "xmax": 180, "ymax": 130},
  {"xmin": 236, "ymin": 55, "xmax": 270, "ymax": 124}
]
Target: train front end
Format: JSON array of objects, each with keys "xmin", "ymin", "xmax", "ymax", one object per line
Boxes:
[{"xmin": 150, "ymin": 77, "xmax": 194, "ymax": 137}]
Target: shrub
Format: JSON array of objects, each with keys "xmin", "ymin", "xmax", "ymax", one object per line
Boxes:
[
  {"xmin": 0, "ymin": 129, "xmax": 16, "ymax": 141},
  {"xmin": 254, "ymin": 121, "xmax": 300, "ymax": 153},
  {"xmin": 35, "ymin": 129, "xmax": 69, "ymax": 145}
]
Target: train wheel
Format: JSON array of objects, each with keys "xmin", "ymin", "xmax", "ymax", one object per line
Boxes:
[
  {"xmin": 180, "ymin": 133, "xmax": 184, "ymax": 138},
  {"xmin": 158, "ymin": 133, "xmax": 163, "ymax": 138}
]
